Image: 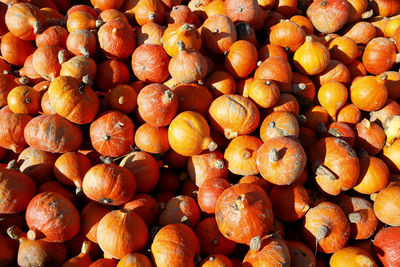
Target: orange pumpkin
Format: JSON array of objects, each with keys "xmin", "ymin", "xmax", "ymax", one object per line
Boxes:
[
  {"xmin": 33, "ymin": 45, "xmax": 70, "ymax": 81},
  {"xmin": 108, "ymin": 84, "xmax": 137, "ymax": 114},
  {"xmin": 290, "ymin": 15, "xmax": 314, "ymax": 34},
  {"xmin": 314, "ymin": 59, "xmax": 351, "ymax": 87},
  {"xmin": 117, "ymin": 253, "xmax": 152, "ymax": 267},
  {"xmin": 373, "ymin": 184, "xmax": 400, "ymax": 226},
  {"xmin": 247, "ymin": 80, "xmax": 280, "ymax": 109},
  {"xmin": 91, "ymin": 0, "xmax": 124, "ymax": 10},
  {"xmin": 330, "ymin": 247, "xmax": 377, "ymax": 267},
  {"xmin": 66, "ymin": 11, "xmax": 101, "ymax": 33},
  {"xmin": 66, "ymin": 29, "xmax": 98, "ymax": 57},
  {"xmin": 362, "ymin": 37, "xmax": 399, "ymax": 75},
  {"xmin": 354, "ymin": 119, "xmax": 386, "ymax": 155},
  {"xmin": 243, "ymin": 235, "xmax": 290, "ymax": 266},
  {"xmin": 136, "ymin": 22, "xmax": 164, "ymax": 46},
  {"xmin": 259, "ymin": 111, "xmax": 299, "ymax": 143},
  {"xmin": 258, "ymin": 44, "xmax": 288, "ymax": 62},
  {"xmin": 269, "ymin": 20, "xmax": 306, "ymax": 53},
  {"xmin": 133, "ymin": 0, "xmax": 165, "ymax": 26},
  {"xmin": 60, "ymin": 55, "xmax": 97, "ymax": 81},
  {"xmin": 134, "ymin": 123, "xmax": 170, "ymax": 154},
  {"xmin": 159, "ymin": 195, "xmax": 201, "ymax": 227},
  {"xmin": 98, "ymin": 9, "xmax": 129, "ymax": 24},
  {"xmin": 205, "ymin": 70, "xmax": 237, "ymax": 98},
  {"xmin": 382, "ymin": 138, "xmax": 400, "ymax": 173},
  {"xmin": 167, "ymin": 5, "xmax": 194, "ymax": 24},
  {"xmin": 224, "ymin": 0, "xmax": 259, "ymax": 26},
  {"xmin": 225, "ymin": 40, "xmax": 258, "ymax": 79},
  {"xmin": 36, "ymin": 26, "xmax": 68, "ymax": 48},
  {"xmin": 317, "ymin": 81, "xmax": 348, "ymax": 119},
  {"xmin": 337, "ymin": 103, "xmax": 361, "ymax": 125},
  {"xmin": 1, "ymin": 32, "xmax": 36, "ymax": 66},
  {"xmin": 123, "ymin": 194, "xmax": 159, "ymax": 227},
  {"xmin": 7, "ymin": 86, "xmax": 41, "ymax": 115},
  {"xmin": 95, "ymin": 60, "xmax": 130, "ymax": 91},
  {"xmin": 163, "ymin": 23, "xmax": 201, "ymax": 57},
  {"xmin": 254, "ymin": 56, "xmax": 292, "ymax": 90},
  {"xmin": 350, "ymin": 74, "xmax": 388, "ymax": 112},
  {"xmin": 173, "ymin": 83, "xmax": 213, "ymax": 117}
]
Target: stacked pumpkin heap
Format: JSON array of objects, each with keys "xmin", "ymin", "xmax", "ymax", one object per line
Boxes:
[{"xmin": 1, "ymin": 0, "xmax": 400, "ymax": 266}]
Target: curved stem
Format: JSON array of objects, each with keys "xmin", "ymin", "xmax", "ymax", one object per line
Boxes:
[
  {"xmin": 315, "ymin": 165, "xmax": 337, "ymax": 180},
  {"xmin": 249, "ymin": 236, "xmax": 262, "ymax": 251},
  {"xmin": 269, "ymin": 148, "xmax": 279, "ymax": 163}
]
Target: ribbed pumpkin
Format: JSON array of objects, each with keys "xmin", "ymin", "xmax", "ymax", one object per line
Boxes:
[
  {"xmin": 362, "ymin": 37, "xmax": 399, "ymax": 75},
  {"xmin": 293, "ymin": 36, "xmax": 330, "ymax": 75},
  {"xmin": 98, "ymin": 19, "xmax": 136, "ymax": 59},
  {"xmin": 350, "ymin": 74, "xmax": 388, "ymax": 112},
  {"xmin": 132, "ymin": 0, "xmax": 165, "ymax": 26},
  {"xmin": 168, "ymin": 41, "xmax": 208, "ymax": 84},
  {"xmin": 82, "ymin": 163, "xmax": 136, "ymax": 206},
  {"xmin": 225, "ymin": 40, "xmax": 258, "ymax": 79},
  {"xmin": 215, "ymin": 183, "xmax": 273, "ymax": 245},
  {"xmin": 24, "ymin": 114, "xmax": 83, "ymax": 153},
  {"xmin": 269, "ymin": 20, "xmax": 306, "ymax": 53},
  {"xmin": 89, "ymin": 111, "xmax": 135, "ymax": 157},
  {"xmin": 254, "ymin": 56, "xmax": 292, "ymax": 91},
  {"xmin": 162, "ymin": 23, "xmax": 201, "ymax": 57},
  {"xmin": 60, "ymin": 55, "xmax": 97, "ymax": 81},
  {"xmin": 5, "ymin": 2, "xmax": 46, "ymax": 41},
  {"xmin": 209, "ymin": 94, "xmax": 260, "ymax": 139},
  {"xmin": 224, "ymin": 0, "xmax": 259, "ymax": 26},
  {"xmin": 136, "ymin": 21, "xmax": 165, "ymax": 46},
  {"xmin": 131, "ymin": 44, "xmax": 170, "ymax": 83},
  {"xmin": 256, "ymin": 136, "xmax": 306, "ymax": 186},
  {"xmin": 0, "ymin": 162, "xmax": 37, "ymax": 214},
  {"xmin": 168, "ymin": 111, "xmax": 217, "ymax": 156},
  {"xmin": 49, "ymin": 76, "xmax": 99, "ymax": 124},
  {"xmin": 370, "ymin": 0, "xmax": 400, "ymax": 17},
  {"xmin": 26, "ymin": 192, "xmax": 80, "ymax": 242},
  {"xmin": 259, "ymin": 111, "xmax": 299, "ymax": 143},
  {"xmin": 97, "ymin": 209, "xmax": 148, "ymax": 259},
  {"xmin": 1, "ymin": 32, "xmax": 36, "ymax": 66},
  {"xmin": 117, "ymin": 253, "xmax": 152, "ymax": 267}
]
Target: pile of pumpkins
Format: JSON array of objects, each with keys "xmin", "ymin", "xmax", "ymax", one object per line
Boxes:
[{"xmin": 0, "ymin": 0, "xmax": 399, "ymax": 266}]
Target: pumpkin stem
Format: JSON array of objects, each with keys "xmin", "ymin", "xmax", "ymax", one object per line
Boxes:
[
  {"xmin": 269, "ymin": 148, "xmax": 279, "ymax": 163},
  {"xmin": 249, "ymin": 236, "xmax": 262, "ymax": 251},
  {"xmin": 177, "ymin": 40, "xmax": 186, "ymax": 51},
  {"xmin": 298, "ymin": 115, "xmax": 306, "ymax": 125},
  {"xmin": 81, "ymin": 241, "xmax": 91, "ymax": 255},
  {"xmin": 2, "ymin": 70, "xmax": 8, "ymax": 74},
  {"xmin": 75, "ymin": 187, "xmax": 84, "ymax": 196},
  {"xmin": 224, "ymin": 129, "xmax": 238, "ymax": 139},
  {"xmin": 305, "ymin": 35, "xmax": 313, "ymax": 42},
  {"xmin": 183, "ymin": 23, "xmax": 195, "ymax": 31},
  {"xmin": 370, "ymin": 193, "xmax": 377, "ymax": 202},
  {"xmin": 27, "ymin": 229, "xmax": 44, "ymax": 240},
  {"xmin": 165, "ymin": 89, "xmax": 174, "ymax": 101},
  {"xmin": 118, "ymin": 96, "xmax": 125, "ymax": 105},
  {"xmin": 58, "ymin": 50, "xmax": 67, "ymax": 64},
  {"xmin": 99, "ymin": 197, "xmax": 113, "ymax": 204},
  {"xmin": 379, "ymin": 72, "xmax": 388, "ymax": 81},
  {"xmin": 257, "ymin": 60, "xmax": 262, "ymax": 66},
  {"xmin": 361, "ymin": 9, "xmax": 374, "ymax": 19},
  {"xmin": 33, "ymin": 21, "xmax": 42, "ymax": 34},
  {"xmin": 7, "ymin": 226, "xmax": 24, "ymax": 240},
  {"xmin": 19, "ymin": 76, "xmax": 30, "ymax": 85},
  {"xmin": 242, "ymin": 150, "xmax": 251, "ymax": 160},
  {"xmin": 80, "ymin": 46, "xmax": 90, "ymax": 57},
  {"xmin": 213, "ymin": 28, "xmax": 219, "ymax": 34},
  {"xmin": 396, "ymin": 54, "xmax": 400, "ymax": 63},
  {"xmin": 103, "ymin": 134, "xmax": 111, "ymax": 141},
  {"xmin": 234, "ymin": 194, "xmax": 247, "ymax": 210},
  {"xmin": 180, "ymin": 216, "xmax": 192, "ymax": 227},
  {"xmin": 314, "ymin": 225, "xmax": 329, "ymax": 255},
  {"xmin": 349, "ymin": 212, "xmax": 362, "ymax": 223},
  {"xmin": 293, "ymin": 83, "xmax": 306, "ymax": 92},
  {"xmin": 265, "ymin": 80, "xmax": 272, "ymax": 86},
  {"xmin": 315, "ymin": 165, "xmax": 337, "ymax": 180},
  {"xmin": 268, "ymin": 121, "xmax": 276, "ymax": 128},
  {"xmin": 328, "ymin": 128, "xmax": 343, "ymax": 138},
  {"xmin": 208, "ymin": 256, "xmax": 215, "ymax": 261},
  {"xmin": 208, "ymin": 141, "xmax": 218, "ymax": 152},
  {"xmin": 95, "ymin": 20, "xmax": 104, "ymax": 28},
  {"xmin": 362, "ymin": 118, "xmax": 371, "ymax": 129},
  {"xmin": 215, "ymin": 159, "xmax": 224, "ymax": 169},
  {"xmin": 320, "ymin": 0, "xmax": 327, "ymax": 7},
  {"xmin": 237, "ymin": 6, "xmax": 243, "ymax": 12},
  {"xmin": 6, "ymin": 159, "xmax": 18, "ymax": 170},
  {"xmin": 25, "ymin": 97, "xmax": 31, "ymax": 104},
  {"xmin": 148, "ymin": 13, "xmax": 156, "ymax": 20}
]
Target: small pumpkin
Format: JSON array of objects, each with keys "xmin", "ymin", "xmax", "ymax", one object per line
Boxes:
[
  {"xmin": 162, "ymin": 23, "xmax": 201, "ymax": 57},
  {"xmin": 117, "ymin": 253, "xmax": 152, "ymax": 267},
  {"xmin": 167, "ymin": 5, "xmax": 194, "ymax": 24},
  {"xmin": 159, "ymin": 195, "xmax": 201, "ymax": 227},
  {"xmin": 134, "ymin": 123, "xmax": 170, "ymax": 154},
  {"xmin": 362, "ymin": 37, "xmax": 399, "ymax": 75},
  {"xmin": 66, "ymin": 11, "xmax": 101, "ymax": 33},
  {"xmin": 350, "ymin": 74, "xmax": 388, "ymax": 112},
  {"xmin": 66, "ymin": 29, "xmax": 98, "ymax": 57},
  {"xmin": 80, "ymin": 201, "xmax": 111, "ymax": 244},
  {"xmin": 247, "ymin": 79, "xmax": 280, "ymax": 109},
  {"xmin": 173, "ymin": 83, "xmax": 213, "ymax": 117},
  {"xmin": 7, "ymin": 85, "xmax": 41, "ymax": 115},
  {"xmin": 382, "ymin": 138, "xmax": 400, "ymax": 173},
  {"xmin": 354, "ymin": 119, "xmax": 386, "ymax": 155},
  {"xmin": 91, "ymin": 0, "xmax": 124, "ymax": 10},
  {"xmin": 370, "ymin": 0, "xmax": 400, "ymax": 16},
  {"xmin": 1, "ymin": 32, "xmax": 36, "ymax": 66},
  {"xmin": 136, "ymin": 21, "xmax": 164, "ymax": 46},
  {"xmin": 95, "ymin": 60, "xmax": 130, "ymax": 91},
  {"xmin": 373, "ymin": 226, "xmax": 400, "ymax": 267},
  {"xmin": 133, "ymin": 0, "xmax": 165, "ymax": 26},
  {"xmin": 123, "ymin": 194, "xmax": 159, "ymax": 227},
  {"xmin": 260, "ymin": 111, "xmax": 299, "ymax": 143},
  {"xmin": 269, "ymin": 19, "xmax": 306, "ymax": 53},
  {"xmin": 330, "ymin": 247, "xmax": 377, "ymax": 267},
  {"xmin": 205, "ymin": 70, "xmax": 237, "ymax": 98},
  {"xmin": 225, "ymin": 40, "xmax": 258, "ymax": 79},
  {"xmin": 317, "ymin": 81, "xmax": 348, "ymax": 119},
  {"xmin": 337, "ymin": 103, "xmax": 361, "ymax": 125},
  {"xmin": 314, "ymin": 59, "xmax": 351, "ymax": 87},
  {"xmin": 197, "ymin": 178, "xmax": 231, "ymax": 215},
  {"xmin": 60, "ymin": 55, "xmax": 97, "ymax": 81},
  {"xmin": 224, "ymin": 0, "xmax": 259, "ymax": 26},
  {"xmin": 108, "ymin": 84, "xmax": 137, "ymax": 114},
  {"xmin": 36, "ymin": 25, "xmax": 68, "ymax": 48},
  {"xmin": 373, "ymin": 184, "xmax": 400, "ymax": 226},
  {"xmin": 33, "ymin": 45, "xmax": 70, "ymax": 81}
]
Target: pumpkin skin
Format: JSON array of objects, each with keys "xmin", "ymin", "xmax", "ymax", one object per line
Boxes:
[
  {"xmin": 131, "ymin": 44, "xmax": 170, "ymax": 83},
  {"xmin": 382, "ymin": 138, "xmax": 400, "ymax": 173},
  {"xmin": 362, "ymin": 37, "xmax": 398, "ymax": 75},
  {"xmin": 134, "ymin": 123, "xmax": 170, "ymax": 154},
  {"xmin": 205, "ymin": 70, "xmax": 237, "ymax": 98},
  {"xmin": 254, "ymin": 56, "xmax": 293, "ymax": 90},
  {"xmin": 328, "ymin": 36, "xmax": 360, "ymax": 65},
  {"xmin": 330, "ymin": 247, "xmax": 377, "ymax": 267},
  {"xmin": 120, "ymin": 151, "xmax": 160, "ymax": 193},
  {"xmin": 96, "ymin": 60, "xmax": 130, "ymax": 91},
  {"xmin": 117, "ymin": 253, "xmax": 152, "ymax": 267},
  {"xmin": 80, "ymin": 202, "xmax": 110, "ymax": 244},
  {"xmin": 19, "ymin": 54, "xmax": 45, "ymax": 83},
  {"xmin": 350, "ymin": 75, "xmax": 388, "ymax": 112},
  {"xmin": 0, "ymin": 164, "xmax": 37, "ymax": 214},
  {"xmin": 302, "ymin": 201, "xmax": 350, "ymax": 254},
  {"xmin": 168, "ymin": 111, "xmax": 217, "ymax": 156},
  {"xmin": 314, "ymin": 59, "xmax": 351, "ymax": 87},
  {"xmin": 317, "ymin": 81, "xmax": 348, "ymax": 119},
  {"xmin": 225, "ymin": 40, "xmax": 258, "ymax": 79},
  {"xmin": 168, "ymin": 41, "xmax": 208, "ymax": 84},
  {"xmin": 82, "ymin": 163, "xmax": 136, "ymax": 206},
  {"xmin": 337, "ymin": 103, "xmax": 361, "ymax": 125},
  {"xmin": 247, "ymin": 79, "xmax": 280, "ymax": 109},
  {"xmin": 200, "ymin": 254, "xmax": 233, "ymax": 267},
  {"xmin": 66, "ymin": 10, "xmax": 99, "ymax": 33},
  {"xmin": 60, "ymin": 55, "xmax": 97, "ymax": 81},
  {"xmin": 98, "ymin": 9, "xmax": 129, "ymax": 24},
  {"xmin": 258, "ymin": 44, "xmax": 288, "ymax": 62},
  {"xmin": 257, "ymin": 136, "xmax": 307, "ymax": 186},
  {"xmin": 97, "ymin": 209, "xmax": 148, "ymax": 259},
  {"xmin": 89, "ymin": 111, "xmax": 134, "ymax": 157},
  {"xmin": 26, "ymin": 192, "xmax": 80, "ymax": 242},
  {"xmin": 370, "ymin": 0, "xmax": 400, "ymax": 16},
  {"xmin": 33, "ymin": 45, "xmax": 70, "ymax": 81},
  {"xmin": 167, "ymin": 5, "xmax": 194, "ymax": 24},
  {"xmin": 7, "ymin": 85, "xmax": 41, "ymax": 115},
  {"xmin": 98, "ymin": 19, "xmax": 136, "ymax": 59},
  {"xmin": 1, "ymin": 32, "xmax": 36, "ymax": 66},
  {"xmin": 173, "ymin": 83, "xmax": 213, "ymax": 117},
  {"xmin": 322, "ymin": 122, "xmax": 355, "ymax": 147},
  {"xmin": 270, "ymin": 20, "xmax": 306, "ymax": 53},
  {"xmin": 209, "ymin": 94, "xmax": 260, "ymax": 139},
  {"xmin": 66, "ymin": 30, "xmax": 98, "ymax": 57},
  {"xmin": 354, "ymin": 119, "xmax": 385, "ymax": 155},
  {"xmin": 224, "ymin": 0, "xmax": 259, "ymax": 26},
  {"xmin": 224, "ymin": 135, "xmax": 263, "ymax": 176},
  {"xmin": 159, "ymin": 195, "xmax": 201, "ymax": 227},
  {"xmin": 310, "ymin": 137, "xmax": 359, "ymax": 196},
  {"xmin": 35, "ymin": 26, "xmax": 68, "ymax": 48},
  {"xmin": 0, "ymin": 74, "xmax": 20, "ymax": 108},
  {"xmin": 24, "ymin": 114, "xmax": 83, "ymax": 153},
  {"xmin": 293, "ymin": 36, "xmax": 330, "ymax": 75},
  {"xmin": 374, "ymin": 185, "xmax": 400, "ymax": 226},
  {"xmin": 260, "ymin": 111, "xmax": 299, "ymax": 143},
  {"xmin": 373, "ymin": 226, "xmax": 400, "ymax": 266},
  {"xmin": 123, "ymin": 194, "xmax": 159, "ymax": 227},
  {"xmin": 152, "ymin": 223, "xmax": 200, "ymax": 267},
  {"xmin": 49, "ymin": 76, "xmax": 99, "ymax": 124},
  {"xmin": 0, "ymin": 233, "xmax": 18, "ymax": 267},
  {"xmin": 5, "ymin": 2, "xmax": 46, "ymax": 41},
  {"xmin": 136, "ymin": 22, "xmax": 164, "ymax": 46},
  {"xmin": 133, "ymin": 0, "xmax": 165, "ymax": 26},
  {"xmin": 91, "ymin": 0, "xmax": 124, "ymax": 10},
  {"xmin": 90, "ymin": 259, "xmax": 118, "ymax": 267},
  {"xmin": 306, "ymin": 0, "xmax": 351, "ymax": 34},
  {"xmin": 354, "ymin": 154, "xmax": 389, "ymax": 195},
  {"xmin": 215, "ymin": 183, "xmax": 273, "ymax": 245},
  {"xmin": 343, "ymin": 22, "xmax": 376, "ymax": 45},
  {"xmin": 162, "ymin": 23, "xmax": 201, "ymax": 58},
  {"xmin": 382, "ymin": 71, "xmax": 400, "ymax": 100},
  {"xmin": 200, "ymin": 14, "xmax": 237, "ymax": 55},
  {"xmin": 197, "ymin": 178, "xmax": 231, "ymax": 215},
  {"xmin": 370, "ymin": 99, "xmax": 400, "ymax": 125},
  {"xmin": 286, "ymin": 241, "xmax": 316, "ymax": 267}
]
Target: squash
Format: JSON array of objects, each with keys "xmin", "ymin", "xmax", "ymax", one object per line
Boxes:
[
  {"xmin": 162, "ymin": 23, "xmax": 201, "ymax": 57},
  {"xmin": 159, "ymin": 195, "xmax": 201, "ymax": 227},
  {"xmin": 373, "ymin": 184, "xmax": 400, "ymax": 226},
  {"xmin": 350, "ymin": 74, "xmax": 388, "ymax": 112},
  {"xmin": 330, "ymin": 247, "xmax": 377, "ymax": 267}
]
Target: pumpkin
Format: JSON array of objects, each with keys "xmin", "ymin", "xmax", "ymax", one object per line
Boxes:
[
  {"xmin": 60, "ymin": 55, "xmax": 97, "ymax": 81},
  {"xmin": 98, "ymin": 9, "xmax": 129, "ymax": 24},
  {"xmin": 302, "ymin": 201, "xmax": 350, "ymax": 254},
  {"xmin": 254, "ymin": 56, "xmax": 293, "ymax": 90},
  {"xmin": 37, "ymin": 181, "xmax": 78, "ymax": 207},
  {"xmin": 224, "ymin": 0, "xmax": 259, "ymax": 26},
  {"xmin": 209, "ymin": 94, "xmax": 260, "ymax": 139},
  {"xmin": 26, "ymin": 192, "xmax": 80, "ymax": 242},
  {"xmin": 274, "ymin": 0, "xmax": 298, "ymax": 17},
  {"xmin": 90, "ymin": 259, "xmax": 118, "ymax": 267},
  {"xmin": 66, "ymin": 30, "xmax": 98, "ymax": 57},
  {"xmin": 382, "ymin": 138, "xmax": 400, "ymax": 173},
  {"xmin": 330, "ymin": 247, "xmax": 377, "ymax": 267},
  {"xmin": 80, "ymin": 202, "xmax": 110, "ymax": 244},
  {"xmin": 258, "ymin": 44, "xmax": 288, "ymax": 62},
  {"xmin": 269, "ymin": 93, "xmax": 300, "ymax": 116},
  {"xmin": 66, "ymin": 11, "xmax": 101, "ymax": 33},
  {"xmin": 0, "ymin": 232, "xmax": 18, "ymax": 267},
  {"xmin": 162, "ymin": 23, "xmax": 201, "ymax": 57},
  {"xmin": 215, "ymin": 183, "xmax": 273, "ymax": 244},
  {"xmin": 322, "ymin": 122, "xmax": 355, "ymax": 147},
  {"xmin": 199, "ymin": 255, "xmax": 233, "ymax": 267},
  {"xmin": 19, "ymin": 54, "xmax": 45, "ymax": 83},
  {"xmin": 381, "ymin": 71, "xmax": 400, "ymax": 100},
  {"xmin": 0, "ymin": 74, "xmax": 21, "ymax": 107},
  {"xmin": 35, "ymin": 26, "xmax": 68, "ymax": 48},
  {"xmin": 7, "ymin": 85, "xmax": 41, "ymax": 115},
  {"xmin": 107, "ymin": 84, "xmax": 137, "ymax": 114},
  {"xmin": 91, "ymin": 0, "xmax": 124, "ymax": 10},
  {"xmin": 373, "ymin": 226, "xmax": 400, "ymax": 266},
  {"xmin": 225, "ymin": 40, "xmax": 258, "ymax": 79},
  {"xmin": 40, "ymin": 7, "xmax": 65, "ymax": 27},
  {"xmin": 49, "ymin": 75, "xmax": 99, "ymax": 124},
  {"xmin": 317, "ymin": 81, "xmax": 348, "ymax": 119},
  {"xmin": 117, "ymin": 253, "xmax": 152, "ymax": 267},
  {"xmin": 168, "ymin": 41, "xmax": 208, "ymax": 84},
  {"xmin": 152, "ymin": 223, "xmax": 200, "ymax": 267},
  {"xmin": 247, "ymin": 79, "xmax": 280, "ymax": 109},
  {"xmin": 8, "ymin": 226, "xmax": 67, "ymax": 267},
  {"xmin": 224, "ymin": 135, "xmax": 262, "ymax": 176},
  {"xmin": 119, "ymin": 151, "xmax": 160, "ymax": 193},
  {"xmin": 159, "ymin": 195, "xmax": 201, "ymax": 227},
  {"xmin": 5, "ymin": 2, "xmax": 46, "ymax": 41},
  {"xmin": 205, "ymin": 70, "xmax": 237, "ymax": 98},
  {"xmin": 167, "ymin": 5, "xmax": 194, "ymax": 24},
  {"xmin": 235, "ymin": 22, "xmax": 258, "ymax": 47},
  {"xmin": 257, "ymin": 136, "xmax": 306, "ymax": 186},
  {"xmin": 33, "ymin": 45, "xmax": 70, "ymax": 81},
  {"xmin": 63, "ymin": 241, "xmax": 93, "ymax": 266},
  {"xmin": 168, "ymin": 111, "xmax": 217, "ymax": 156},
  {"xmin": 134, "ymin": 123, "xmax": 170, "ymax": 154},
  {"xmin": 370, "ymin": 0, "xmax": 400, "ymax": 16},
  {"xmin": 243, "ymin": 235, "xmax": 291, "ymax": 266},
  {"xmin": 337, "ymin": 103, "xmax": 361, "ymax": 125},
  {"xmin": 362, "ymin": 37, "xmax": 399, "ymax": 75},
  {"xmin": 354, "ymin": 119, "xmax": 386, "ymax": 155},
  {"xmin": 136, "ymin": 21, "xmax": 164, "ymax": 46},
  {"xmin": 239, "ymin": 176, "xmax": 271, "ymax": 193},
  {"xmin": 270, "ymin": 20, "xmax": 306, "ymax": 53},
  {"xmin": 123, "ymin": 194, "xmax": 159, "ymax": 227},
  {"xmin": 260, "ymin": 111, "xmax": 299, "ymax": 143},
  {"xmin": 350, "ymin": 74, "xmax": 388, "ymax": 112},
  {"xmin": 173, "ymin": 83, "xmax": 213, "ymax": 117},
  {"xmin": 96, "ymin": 60, "xmax": 130, "ymax": 91},
  {"xmin": 1, "ymin": 32, "xmax": 36, "ymax": 66},
  {"xmin": 370, "ymin": 99, "xmax": 400, "ymax": 126},
  {"xmin": 82, "ymin": 163, "xmax": 136, "ymax": 206},
  {"xmin": 90, "ymin": 111, "xmax": 134, "ymax": 157},
  {"xmin": 306, "ymin": 0, "xmax": 351, "ymax": 33},
  {"xmin": 133, "ymin": 0, "xmax": 165, "ymax": 26},
  {"xmin": 290, "ymin": 15, "xmax": 314, "ymax": 34},
  {"xmin": 286, "ymin": 241, "xmax": 316, "ymax": 267},
  {"xmin": 314, "ymin": 59, "xmax": 351, "ymax": 87},
  {"xmin": 0, "ymin": 161, "xmax": 37, "ymax": 214},
  {"xmin": 373, "ymin": 184, "xmax": 400, "ymax": 226},
  {"xmin": 343, "ymin": 22, "xmax": 376, "ymax": 45},
  {"xmin": 24, "ymin": 114, "xmax": 83, "ymax": 153},
  {"xmin": 328, "ymin": 36, "xmax": 360, "ymax": 65},
  {"xmin": 131, "ymin": 44, "xmax": 170, "ymax": 83},
  {"xmin": 97, "ymin": 209, "xmax": 148, "ymax": 259},
  {"xmin": 98, "ymin": 19, "xmax": 136, "ymax": 59},
  {"xmin": 200, "ymin": 15, "xmax": 237, "ymax": 55},
  {"xmin": 197, "ymin": 178, "xmax": 231, "ymax": 215},
  {"xmin": 293, "ymin": 36, "xmax": 330, "ymax": 75}
]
